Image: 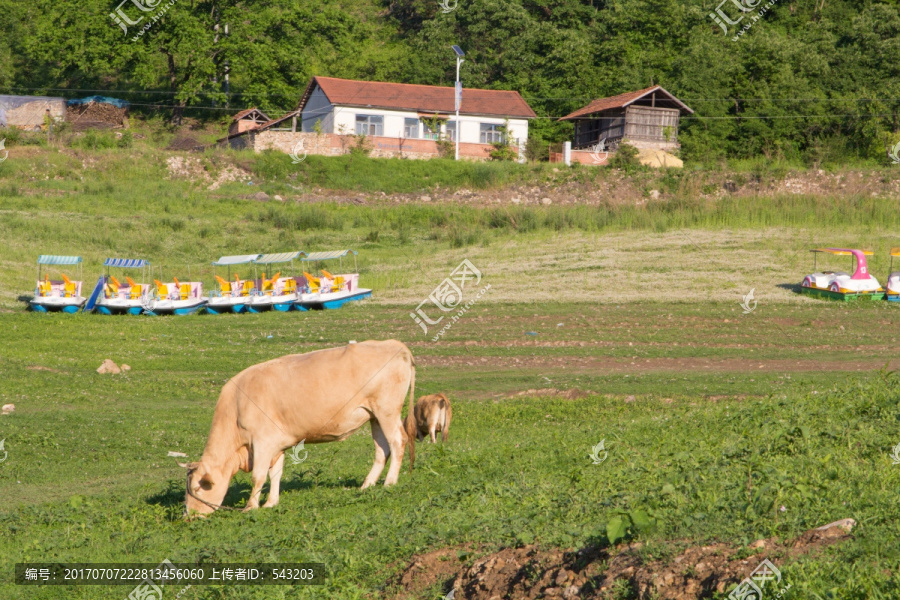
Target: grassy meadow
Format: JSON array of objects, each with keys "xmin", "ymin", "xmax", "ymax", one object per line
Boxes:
[{"xmin": 2, "ymin": 146, "xmax": 900, "ymax": 598}]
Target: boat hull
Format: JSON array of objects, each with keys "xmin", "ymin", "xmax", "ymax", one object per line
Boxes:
[
  {"xmin": 206, "ymin": 296, "xmax": 250, "ymax": 314},
  {"xmin": 29, "ymin": 297, "xmax": 86, "ymax": 313},
  {"xmin": 296, "ymin": 289, "xmax": 372, "ymax": 310},
  {"xmin": 144, "ymin": 298, "xmax": 208, "ymax": 315},
  {"xmin": 96, "ymin": 299, "xmax": 145, "ymax": 315},
  {"xmin": 799, "ymin": 286, "xmax": 885, "ymax": 302},
  {"xmin": 248, "ymin": 293, "xmax": 299, "ymax": 313}
]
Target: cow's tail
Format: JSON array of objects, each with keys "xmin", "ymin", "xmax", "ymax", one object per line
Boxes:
[{"xmin": 405, "ymin": 360, "xmax": 416, "ymax": 472}]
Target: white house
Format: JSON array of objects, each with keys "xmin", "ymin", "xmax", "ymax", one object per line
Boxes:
[{"xmin": 297, "ymin": 76, "xmax": 536, "ymax": 152}]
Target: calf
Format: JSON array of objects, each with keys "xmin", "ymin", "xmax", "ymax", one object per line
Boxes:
[{"xmin": 414, "ymin": 393, "xmax": 452, "ymax": 443}]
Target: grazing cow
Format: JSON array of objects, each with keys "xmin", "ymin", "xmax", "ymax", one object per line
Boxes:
[
  {"xmin": 414, "ymin": 393, "xmax": 452, "ymax": 443},
  {"xmin": 180, "ymin": 340, "xmax": 416, "ymax": 516}
]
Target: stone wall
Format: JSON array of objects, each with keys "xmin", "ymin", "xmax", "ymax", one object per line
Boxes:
[{"xmin": 231, "ymin": 130, "xmax": 515, "ymax": 161}]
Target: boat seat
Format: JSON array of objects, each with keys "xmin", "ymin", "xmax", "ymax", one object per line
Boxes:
[
  {"xmin": 332, "ymin": 276, "xmax": 345, "ymax": 293},
  {"xmin": 154, "ymin": 279, "xmax": 169, "ymax": 298},
  {"xmin": 216, "ymin": 275, "xmax": 232, "ymax": 295},
  {"xmin": 62, "ymin": 274, "xmax": 77, "ymax": 298},
  {"xmin": 38, "ymin": 277, "xmax": 51, "ymax": 297},
  {"xmin": 304, "ymin": 271, "xmax": 320, "ymax": 293},
  {"xmin": 284, "ymin": 278, "xmax": 297, "ymax": 294},
  {"xmin": 241, "ymin": 281, "xmax": 254, "ymax": 296},
  {"xmin": 180, "ymin": 283, "xmax": 191, "ymax": 300},
  {"xmin": 129, "ymin": 284, "xmax": 142, "ymax": 300}
]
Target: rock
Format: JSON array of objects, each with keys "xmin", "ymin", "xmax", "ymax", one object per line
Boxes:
[
  {"xmin": 1, "ymin": 403, "xmax": 14, "ymax": 415},
  {"xmin": 541, "ymin": 197, "xmax": 552, "ymax": 205},
  {"xmin": 273, "ymin": 194, "xmax": 284, "ymax": 202},
  {"xmin": 749, "ymin": 539, "xmax": 767, "ymax": 549},
  {"xmin": 511, "ymin": 197, "xmax": 521, "ymax": 204},
  {"xmin": 121, "ymin": 364, "xmax": 131, "ymax": 372},
  {"xmin": 167, "ymin": 451, "xmax": 188, "ymax": 458},
  {"xmin": 649, "ymin": 189, "xmax": 661, "ymax": 200},
  {"xmin": 97, "ymin": 359, "xmax": 121, "ymax": 375},
  {"xmin": 253, "ymin": 191, "xmax": 270, "ymax": 202},
  {"xmin": 563, "ymin": 585, "xmax": 580, "ymax": 599},
  {"xmin": 817, "ymin": 518, "xmax": 856, "ymax": 533},
  {"xmin": 420, "ymin": 195, "xmax": 432, "ymax": 202},
  {"xmin": 625, "ymin": 395, "xmax": 636, "ymax": 403}
]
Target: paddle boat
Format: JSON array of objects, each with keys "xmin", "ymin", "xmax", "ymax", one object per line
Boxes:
[
  {"xmin": 143, "ymin": 277, "xmax": 208, "ymax": 315},
  {"xmin": 206, "ymin": 254, "xmax": 260, "ymax": 314},
  {"xmin": 295, "ymin": 250, "xmax": 372, "ymax": 310},
  {"xmin": 886, "ymin": 248, "xmax": 900, "ymax": 302},
  {"xmin": 800, "ymin": 248, "xmax": 884, "ymax": 301},
  {"xmin": 95, "ymin": 258, "xmax": 152, "ymax": 315},
  {"xmin": 248, "ymin": 252, "xmax": 302, "ymax": 312},
  {"xmin": 29, "ymin": 255, "xmax": 86, "ymax": 313}
]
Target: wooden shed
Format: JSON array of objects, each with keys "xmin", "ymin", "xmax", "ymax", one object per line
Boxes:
[
  {"xmin": 228, "ymin": 108, "xmax": 271, "ymax": 136},
  {"xmin": 559, "ymin": 86, "xmax": 693, "ymax": 151}
]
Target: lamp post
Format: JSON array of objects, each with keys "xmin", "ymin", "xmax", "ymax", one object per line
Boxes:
[{"xmin": 452, "ymin": 45, "xmax": 465, "ymax": 161}]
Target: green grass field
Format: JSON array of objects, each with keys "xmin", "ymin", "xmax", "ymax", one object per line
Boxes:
[{"xmin": 2, "ymin": 147, "xmax": 900, "ymax": 599}]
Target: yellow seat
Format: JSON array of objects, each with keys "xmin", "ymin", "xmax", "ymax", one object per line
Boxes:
[
  {"xmin": 38, "ymin": 276, "xmax": 51, "ymax": 297},
  {"xmin": 154, "ymin": 279, "xmax": 169, "ymax": 298},
  {"xmin": 262, "ymin": 272, "xmax": 280, "ymax": 296},
  {"xmin": 304, "ymin": 271, "xmax": 320, "ymax": 293},
  {"xmin": 61, "ymin": 274, "xmax": 77, "ymax": 298},
  {"xmin": 320, "ymin": 269, "xmax": 334, "ymax": 279},
  {"xmin": 179, "ymin": 283, "xmax": 191, "ymax": 301},
  {"xmin": 284, "ymin": 278, "xmax": 297, "ymax": 294},
  {"xmin": 332, "ymin": 275, "xmax": 346, "ymax": 293},
  {"xmin": 129, "ymin": 284, "xmax": 142, "ymax": 300},
  {"xmin": 105, "ymin": 275, "xmax": 120, "ymax": 299},
  {"xmin": 215, "ymin": 275, "xmax": 232, "ymax": 295},
  {"xmin": 241, "ymin": 281, "xmax": 253, "ymax": 296}
]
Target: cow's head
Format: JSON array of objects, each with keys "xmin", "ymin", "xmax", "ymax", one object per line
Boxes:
[{"xmin": 180, "ymin": 461, "xmax": 229, "ymax": 518}]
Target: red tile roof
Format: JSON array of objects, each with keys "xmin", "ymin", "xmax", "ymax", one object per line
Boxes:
[
  {"xmin": 297, "ymin": 76, "xmax": 537, "ymax": 119},
  {"xmin": 559, "ymin": 86, "xmax": 693, "ymax": 120}
]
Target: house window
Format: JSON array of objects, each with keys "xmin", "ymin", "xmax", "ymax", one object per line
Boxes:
[
  {"xmin": 355, "ymin": 114, "xmax": 383, "ymax": 136},
  {"xmin": 480, "ymin": 123, "xmax": 504, "ymax": 144},
  {"xmin": 446, "ymin": 121, "xmax": 457, "ymax": 142},
  {"xmin": 423, "ymin": 120, "xmax": 441, "ymax": 140},
  {"xmin": 404, "ymin": 118, "xmax": 420, "ymax": 139}
]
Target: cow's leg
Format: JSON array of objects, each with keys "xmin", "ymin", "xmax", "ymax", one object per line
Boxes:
[
  {"xmin": 262, "ymin": 452, "xmax": 284, "ymax": 509},
  {"xmin": 381, "ymin": 418, "xmax": 406, "ymax": 486},
  {"xmin": 245, "ymin": 445, "xmax": 276, "ymax": 511},
  {"xmin": 362, "ymin": 420, "xmax": 390, "ymax": 489},
  {"xmin": 429, "ymin": 412, "xmax": 440, "ymax": 443}
]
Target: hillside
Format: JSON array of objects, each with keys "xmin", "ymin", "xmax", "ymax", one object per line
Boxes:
[{"xmin": 1, "ymin": 0, "xmax": 900, "ymax": 163}]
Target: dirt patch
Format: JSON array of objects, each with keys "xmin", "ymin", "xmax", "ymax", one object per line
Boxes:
[
  {"xmin": 390, "ymin": 545, "xmax": 480, "ymax": 598},
  {"xmin": 392, "ymin": 521, "xmax": 854, "ymax": 599},
  {"xmin": 167, "ymin": 136, "xmax": 205, "ymax": 152},
  {"xmin": 510, "ymin": 388, "xmax": 593, "ymax": 400},
  {"xmin": 417, "ymin": 354, "xmax": 900, "ymax": 374},
  {"xmin": 26, "ymin": 365, "xmax": 60, "ymax": 373}
]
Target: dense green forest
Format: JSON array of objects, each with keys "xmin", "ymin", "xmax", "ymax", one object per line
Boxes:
[{"xmin": 1, "ymin": 0, "xmax": 900, "ymax": 163}]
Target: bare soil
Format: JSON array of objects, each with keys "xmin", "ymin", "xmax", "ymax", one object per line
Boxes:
[
  {"xmin": 390, "ymin": 522, "xmax": 853, "ymax": 599},
  {"xmin": 416, "ymin": 354, "xmax": 900, "ymax": 374}
]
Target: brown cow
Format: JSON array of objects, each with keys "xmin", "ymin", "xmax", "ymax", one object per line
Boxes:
[
  {"xmin": 181, "ymin": 340, "xmax": 416, "ymax": 516},
  {"xmin": 414, "ymin": 393, "xmax": 452, "ymax": 443}
]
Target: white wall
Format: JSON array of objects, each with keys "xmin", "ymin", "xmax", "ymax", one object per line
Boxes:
[{"xmin": 333, "ymin": 106, "xmax": 528, "ymax": 145}]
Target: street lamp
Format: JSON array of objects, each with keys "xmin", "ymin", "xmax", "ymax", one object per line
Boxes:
[{"xmin": 452, "ymin": 45, "xmax": 465, "ymax": 161}]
